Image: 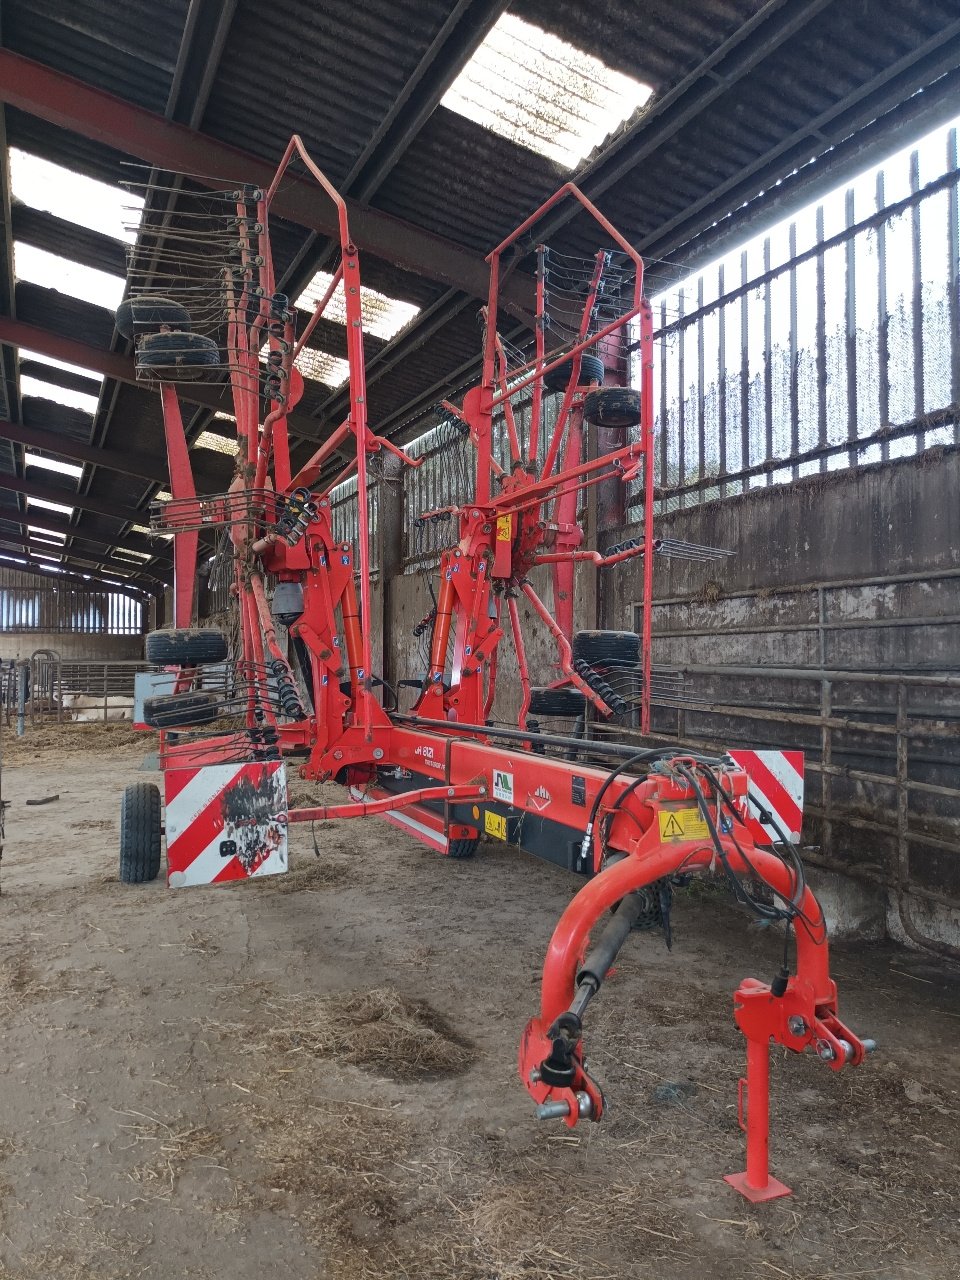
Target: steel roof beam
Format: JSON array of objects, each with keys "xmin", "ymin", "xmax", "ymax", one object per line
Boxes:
[
  {"xmin": 0, "ymin": 49, "xmax": 536, "ymax": 321},
  {"xmin": 0, "ymin": 312, "xmax": 320, "ymax": 439},
  {"xmin": 10, "ymin": 202, "xmax": 128, "ymax": 277},
  {"xmin": 1, "ymin": 506, "xmax": 171, "ymax": 562},
  {"xmin": 0, "ymin": 545, "xmax": 157, "ymax": 594},
  {"xmin": 2, "ymin": 418, "xmax": 171, "ymax": 485},
  {"xmin": 0, "ymin": 532, "xmax": 167, "ymax": 586},
  {"xmin": 0, "ymin": 472, "xmax": 147, "ymax": 524},
  {"xmin": 1, "ymin": 522, "xmax": 169, "ymax": 571},
  {"xmin": 18, "ymin": 360, "xmax": 102, "ymax": 399}
]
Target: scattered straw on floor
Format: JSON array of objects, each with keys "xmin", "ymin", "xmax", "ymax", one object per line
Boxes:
[{"xmin": 260, "ymin": 986, "xmax": 475, "ymax": 1081}]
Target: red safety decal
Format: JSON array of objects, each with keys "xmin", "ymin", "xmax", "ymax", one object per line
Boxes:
[
  {"xmin": 728, "ymin": 750, "xmax": 804, "ymax": 844},
  {"xmin": 165, "ymin": 761, "xmax": 288, "ymax": 887}
]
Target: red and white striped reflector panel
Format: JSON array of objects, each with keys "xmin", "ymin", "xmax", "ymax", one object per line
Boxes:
[
  {"xmin": 728, "ymin": 750, "xmax": 804, "ymax": 845},
  {"xmin": 165, "ymin": 761, "xmax": 287, "ymax": 887}
]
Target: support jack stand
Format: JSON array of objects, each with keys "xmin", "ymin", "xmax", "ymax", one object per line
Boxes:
[{"xmin": 724, "ymin": 1033, "xmax": 792, "ymax": 1202}]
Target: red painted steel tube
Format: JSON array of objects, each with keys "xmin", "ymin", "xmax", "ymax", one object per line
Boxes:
[
  {"xmin": 507, "ymin": 595, "xmax": 532, "ymax": 727},
  {"xmin": 249, "ymin": 571, "xmax": 289, "ymax": 668},
  {"xmin": 340, "ymin": 569, "xmax": 365, "ymax": 695},
  {"xmin": 537, "ymin": 845, "xmax": 831, "ymax": 1031},
  {"xmin": 528, "ymin": 245, "xmax": 547, "ymax": 468},
  {"xmin": 289, "ymin": 420, "xmax": 353, "ymax": 491},
  {"xmin": 493, "ymin": 330, "xmax": 522, "ymax": 464},
  {"xmin": 293, "ymin": 264, "xmax": 344, "ymax": 359},
  {"xmin": 286, "ymin": 783, "xmax": 486, "ymax": 822},
  {"xmin": 534, "ymin": 544, "xmax": 648, "ymax": 566},
  {"xmin": 744, "ymin": 1037, "xmax": 772, "ymax": 1191},
  {"xmin": 159, "ymin": 382, "xmax": 198, "ymax": 627},
  {"xmin": 428, "ymin": 572, "xmax": 457, "ymax": 681}
]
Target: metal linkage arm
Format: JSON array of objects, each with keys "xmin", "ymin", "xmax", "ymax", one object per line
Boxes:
[{"xmin": 519, "ymin": 810, "xmax": 873, "ymax": 1196}]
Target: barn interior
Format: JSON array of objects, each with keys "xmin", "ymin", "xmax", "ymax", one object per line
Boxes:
[{"xmin": 1, "ymin": 2, "xmax": 959, "ymax": 1278}]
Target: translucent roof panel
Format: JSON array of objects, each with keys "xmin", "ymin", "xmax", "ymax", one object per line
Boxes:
[
  {"xmin": 294, "ymin": 271, "xmax": 420, "ymax": 341},
  {"xmin": 442, "ymin": 14, "xmax": 653, "ymax": 169},
  {"xmin": 193, "ymin": 430, "xmax": 238, "ymax": 455},
  {"xmin": 293, "ymin": 347, "xmax": 351, "ymax": 389},
  {"xmin": 20, "ymin": 375, "xmax": 100, "ymax": 415},
  {"xmin": 9, "ymin": 149, "xmax": 144, "ymax": 244},
  {"xmin": 28, "ymin": 495, "xmax": 75, "ymax": 517},
  {"xmin": 24, "ymin": 452, "xmax": 84, "ymax": 479},
  {"xmin": 14, "ymin": 243, "xmax": 126, "ymax": 311},
  {"xmin": 28, "ymin": 524, "xmax": 67, "ymax": 543}
]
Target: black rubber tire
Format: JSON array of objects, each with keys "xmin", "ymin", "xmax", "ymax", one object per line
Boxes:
[
  {"xmin": 583, "ymin": 387, "xmax": 642, "ymax": 430},
  {"xmin": 142, "ymin": 692, "xmax": 219, "ymax": 729},
  {"xmin": 137, "ymin": 331, "xmax": 220, "ymax": 378},
  {"xmin": 528, "ymin": 687, "xmax": 588, "ymax": 717},
  {"xmin": 119, "ymin": 783, "xmax": 162, "ymax": 884},
  {"xmin": 448, "ymin": 837, "xmax": 479, "ymax": 859},
  {"xmin": 573, "ymin": 630, "xmax": 641, "ymax": 666},
  {"xmin": 543, "ymin": 353, "xmax": 605, "ymax": 392},
  {"xmin": 145, "ymin": 628, "xmax": 228, "ymax": 665},
  {"xmin": 115, "ymin": 295, "xmax": 192, "ymax": 341}
]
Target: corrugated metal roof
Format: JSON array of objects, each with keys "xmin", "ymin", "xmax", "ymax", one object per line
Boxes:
[{"xmin": 2, "ymin": 0, "xmax": 959, "ymax": 581}]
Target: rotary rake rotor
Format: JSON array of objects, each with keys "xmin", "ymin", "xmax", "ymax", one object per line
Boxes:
[{"xmin": 119, "ymin": 139, "xmax": 873, "ymax": 1201}]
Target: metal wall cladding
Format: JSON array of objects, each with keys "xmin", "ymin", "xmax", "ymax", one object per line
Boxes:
[{"xmin": 3, "ymin": 0, "xmax": 189, "ymax": 115}]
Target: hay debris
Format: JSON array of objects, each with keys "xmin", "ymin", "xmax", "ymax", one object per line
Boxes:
[{"xmin": 261, "ymin": 986, "xmax": 475, "ymax": 1081}]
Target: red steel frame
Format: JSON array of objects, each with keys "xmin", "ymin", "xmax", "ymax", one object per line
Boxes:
[{"xmin": 142, "ymin": 138, "xmax": 872, "ymax": 1198}]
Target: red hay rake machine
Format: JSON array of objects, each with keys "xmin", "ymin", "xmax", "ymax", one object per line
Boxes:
[{"xmin": 118, "ymin": 137, "xmax": 873, "ymax": 1201}]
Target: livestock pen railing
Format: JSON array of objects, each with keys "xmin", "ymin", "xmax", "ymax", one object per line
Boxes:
[
  {"xmin": 607, "ymin": 661, "xmax": 959, "ymax": 959},
  {"xmin": 28, "ymin": 657, "xmax": 151, "ymax": 724}
]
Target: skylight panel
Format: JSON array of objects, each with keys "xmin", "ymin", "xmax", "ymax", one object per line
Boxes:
[
  {"xmin": 193, "ymin": 430, "xmax": 238, "ymax": 455},
  {"xmin": 20, "ymin": 375, "xmax": 100, "ymax": 415},
  {"xmin": 19, "ymin": 348, "xmax": 104, "ymax": 382},
  {"xmin": 113, "ymin": 548, "xmax": 153, "ymax": 562},
  {"xmin": 442, "ymin": 14, "xmax": 652, "ymax": 169},
  {"xmin": 294, "ymin": 270, "xmax": 420, "ymax": 341},
  {"xmin": 24, "ymin": 452, "xmax": 84, "ymax": 479},
  {"xmin": 28, "ymin": 496, "xmax": 75, "ymax": 516},
  {"xmin": 14, "ymin": 242, "xmax": 126, "ymax": 311},
  {"xmin": 294, "ymin": 348, "xmax": 351, "ymax": 389},
  {"xmin": 28, "ymin": 524, "xmax": 67, "ymax": 543},
  {"xmin": 9, "ymin": 149, "xmax": 143, "ymax": 244},
  {"xmin": 155, "ymin": 490, "xmax": 173, "ymax": 502}
]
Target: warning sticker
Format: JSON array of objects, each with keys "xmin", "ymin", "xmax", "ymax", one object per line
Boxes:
[
  {"xmin": 658, "ymin": 807, "xmax": 710, "ymax": 842},
  {"xmin": 493, "ymin": 769, "xmax": 514, "ymax": 803},
  {"xmin": 485, "ymin": 811, "xmax": 507, "ymax": 840},
  {"xmin": 496, "ymin": 516, "xmax": 513, "ymax": 542}
]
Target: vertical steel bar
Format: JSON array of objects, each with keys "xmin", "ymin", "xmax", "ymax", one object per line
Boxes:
[
  {"xmin": 677, "ymin": 286, "xmax": 686, "ymax": 504},
  {"xmin": 876, "ymin": 171, "xmax": 890, "ymax": 461},
  {"xmin": 763, "ymin": 236, "xmax": 773, "ymax": 484},
  {"xmin": 947, "ymin": 129, "xmax": 960, "ymax": 444},
  {"xmin": 697, "ymin": 274, "xmax": 706, "ymax": 489},
  {"xmin": 718, "ymin": 264, "xmax": 727, "ymax": 496},
  {"xmin": 815, "ymin": 206, "xmax": 828, "ymax": 473},
  {"xmin": 740, "ymin": 249, "xmax": 750, "ymax": 493},
  {"xmin": 788, "ymin": 222, "xmax": 800, "ymax": 480},
  {"xmin": 845, "ymin": 187, "xmax": 858, "ymax": 466},
  {"xmin": 910, "ymin": 150, "xmax": 924, "ymax": 426}
]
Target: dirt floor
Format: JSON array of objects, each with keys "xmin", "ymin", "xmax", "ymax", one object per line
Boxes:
[{"xmin": 0, "ymin": 723, "xmax": 958, "ymax": 1279}]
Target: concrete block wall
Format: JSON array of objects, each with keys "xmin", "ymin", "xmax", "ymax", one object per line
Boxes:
[{"xmin": 0, "ymin": 632, "xmax": 145, "ymax": 662}]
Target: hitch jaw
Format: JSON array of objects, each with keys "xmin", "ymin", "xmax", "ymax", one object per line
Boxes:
[{"xmin": 519, "ymin": 1013, "xmax": 604, "ymax": 1129}]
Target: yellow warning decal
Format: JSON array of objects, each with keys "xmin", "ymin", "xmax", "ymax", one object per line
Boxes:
[
  {"xmin": 496, "ymin": 516, "xmax": 513, "ymax": 542},
  {"xmin": 658, "ymin": 807, "xmax": 709, "ymax": 842},
  {"xmin": 485, "ymin": 810, "xmax": 507, "ymax": 840}
]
